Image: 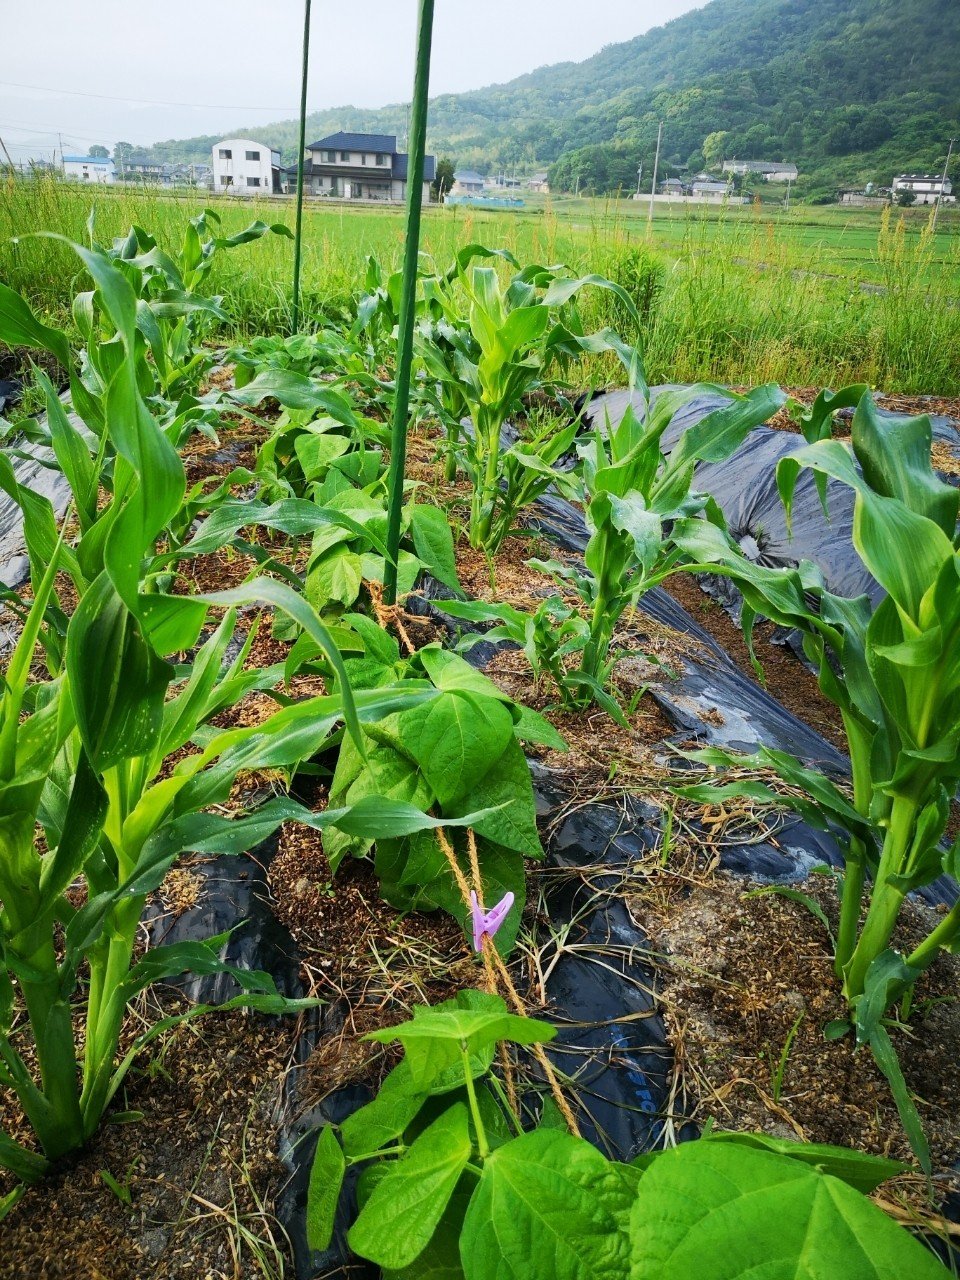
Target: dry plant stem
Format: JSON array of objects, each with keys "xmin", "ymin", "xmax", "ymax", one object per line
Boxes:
[
  {"xmin": 369, "ymin": 580, "xmax": 416, "ymax": 656},
  {"xmin": 435, "ymin": 826, "xmax": 579, "ymax": 1136}
]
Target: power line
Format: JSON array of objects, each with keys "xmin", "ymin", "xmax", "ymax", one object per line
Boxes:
[
  {"xmin": 0, "ymin": 78, "xmax": 299, "ymax": 113},
  {"xmin": 0, "ymin": 120, "xmax": 113, "ymax": 144}
]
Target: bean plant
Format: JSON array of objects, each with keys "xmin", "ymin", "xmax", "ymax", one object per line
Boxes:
[
  {"xmin": 312, "ymin": 622, "xmax": 564, "ymax": 951},
  {"xmin": 305, "ymin": 990, "xmax": 945, "ymax": 1279},
  {"xmin": 673, "ymin": 390, "xmax": 960, "ymax": 1164}
]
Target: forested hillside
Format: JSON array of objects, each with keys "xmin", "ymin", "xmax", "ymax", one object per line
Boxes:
[{"xmin": 142, "ymin": 0, "xmax": 958, "ymax": 199}]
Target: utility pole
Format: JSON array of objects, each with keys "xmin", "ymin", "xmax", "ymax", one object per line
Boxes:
[
  {"xmin": 932, "ymin": 137, "xmax": 956, "ymax": 235},
  {"xmin": 635, "ymin": 162, "xmax": 643, "ymax": 197},
  {"xmin": 648, "ymin": 120, "xmax": 662, "ymax": 226},
  {"xmin": 784, "ymin": 175, "xmax": 791, "ymax": 211},
  {"xmin": 291, "ymin": 0, "xmax": 312, "ymax": 333}
]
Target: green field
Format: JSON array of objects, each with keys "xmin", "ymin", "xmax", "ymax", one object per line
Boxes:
[{"xmin": 2, "ymin": 176, "xmax": 959, "ymax": 393}]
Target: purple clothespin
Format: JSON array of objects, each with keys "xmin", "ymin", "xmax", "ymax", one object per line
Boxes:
[{"xmin": 470, "ymin": 890, "xmax": 515, "ymax": 952}]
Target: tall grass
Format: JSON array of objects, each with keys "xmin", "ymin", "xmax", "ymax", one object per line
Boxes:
[{"xmin": 2, "ymin": 173, "xmax": 959, "ymax": 393}]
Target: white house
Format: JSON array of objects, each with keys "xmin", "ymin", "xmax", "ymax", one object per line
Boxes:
[
  {"xmin": 211, "ymin": 139, "xmax": 282, "ymax": 194},
  {"xmin": 286, "ymin": 132, "xmax": 434, "ymax": 203},
  {"xmin": 62, "ymin": 155, "xmax": 115, "ymax": 184},
  {"xmin": 722, "ymin": 160, "xmax": 798, "ymax": 182},
  {"xmin": 892, "ymin": 173, "xmax": 955, "ymax": 205}
]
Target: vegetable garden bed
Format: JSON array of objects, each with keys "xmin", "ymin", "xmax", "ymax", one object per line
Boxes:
[{"xmin": 1, "ymin": 214, "xmax": 960, "ymax": 1279}]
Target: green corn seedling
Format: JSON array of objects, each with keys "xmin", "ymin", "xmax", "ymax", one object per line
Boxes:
[
  {"xmin": 530, "ymin": 373, "xmax": 786, "ymax": 709},
  {"xmin": 671, "ymin": 390, "xmax": 960, "ymax": 1164},
  {"xmin": 419, "ymin": 252, "xmax": 639, "ymax": 553}
]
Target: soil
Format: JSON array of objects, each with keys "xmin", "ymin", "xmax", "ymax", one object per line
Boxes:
[
  {"xmin": 0, "ymin": 1006, "xmax": 297, "ymax": 1280},
  {"xmin": 643, "ymin": 867, "xmax": 960, "ymax": 1226}
]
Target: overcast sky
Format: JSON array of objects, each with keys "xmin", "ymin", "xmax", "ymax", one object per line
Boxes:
[{"xmin": 3, "ymin": 0, "xmax": 703, "ymax": 161}]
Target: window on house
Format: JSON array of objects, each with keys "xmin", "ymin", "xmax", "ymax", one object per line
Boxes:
[
  {"xmin": 246, "ymin": 176, "xmax": 261, "ymax": 187},
  {"xmin": 376, "ymin": 153, "xmax": 388, "ymax": 166},
  {"xmin": 324, "ymin": 150, "xmax": 335, "ymax": 162},
  {"xmin": 340, "ymin": 151, "xmax": 350, "ymax": 161},
  {"xmin": 219, "ymin": 149, "xmax": 232, "ymax": 159},
  {"xmin": 222, "ymin": 176, "xmax": 233, "ymax": 186},
  {"xmin": 361, "ymin": 154, "xmax": 367, "ymax": 165},
  {"xmin": 245, "ymin": 150, "xmax": 260, "ymax": 161}
]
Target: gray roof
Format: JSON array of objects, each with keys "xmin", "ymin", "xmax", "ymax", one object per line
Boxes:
[
  {"xmin": 455, "ymin": 169, "xmax": 486, "ymax": 184},
  {"xmin": 307, "ymin": 131, "xmax": 397, "ymax": 153},
  {"xmin": 393, "ymin": 152, "xmax": 436, "ymax": 182}
]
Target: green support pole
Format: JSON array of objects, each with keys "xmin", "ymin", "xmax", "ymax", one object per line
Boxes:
[
  {"xmin": 291, "ymin": 0, "xmax": 312, "ymax": 334},
  {"xmin": 383, "ymin": 0, "xmax": 436, "ymax": 605}
]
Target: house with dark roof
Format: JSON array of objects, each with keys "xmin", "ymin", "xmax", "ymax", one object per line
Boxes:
[
  {"xmin": 452, "ymin": 169, "xmax": 485, "ymax": 195},
  {"xmin": 285, "ymin": 132, "xmax": 434, "ymax": 203}
]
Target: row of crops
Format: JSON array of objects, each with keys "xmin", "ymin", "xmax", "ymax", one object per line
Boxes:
[{"xmin": 0, "ymin": 206, "xmax": 957, "ymax": 1278}]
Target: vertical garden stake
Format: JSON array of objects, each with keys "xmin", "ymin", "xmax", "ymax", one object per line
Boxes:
[
  {"xmin": 383, "ymin": 0, "xmax": 436, "ymax": 604},
  {"xmin": 291, "ymin": 0, "xmax": 312, "ymax": 334}
]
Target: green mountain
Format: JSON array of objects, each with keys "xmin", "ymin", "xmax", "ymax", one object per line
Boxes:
[{"xmin": 142, "ymin": 0, "xmax": 959, "ymax": 199}]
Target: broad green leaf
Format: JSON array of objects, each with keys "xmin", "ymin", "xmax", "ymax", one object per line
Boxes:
[
  {"xmin": 410, "ymin": 504, "xmax": 462, "ymax": 594},
  {"xmin": 703, "ymin": 1133, "xmax": 907, "ymax": 1194},
  {"xmin": 454, "ymin": 737, "xmax": 543, "ymax": 860},
  {"xmin": 0, "ymin": 281, "xmax": 72, "ymax": 369},
  {"xmin": 400, "ymin": 690, "xmax": 514, "ymax": 807},
  {"xmin": 310, "ymin": 548, "xmax": 364, "ymax": 607},
  {"xmin": 67, "ymin": 574, "xmax": 173, "ymax": 769},
  {"xmin": 348, "ymin": 1103, "xmax": 472, "ymax": 1270},
  {"xmin": 628, "ymin": 1140, "xmax": 946, "ymax": 1280},
  {"xmin": 306, "ymin": 1127, "xmax": 345, "ymax": 1253},
  {"xmin": 461, "ymin": 1129, "xmax": 633, "ymax": 1280},
  {"xmin": 366, "ymin": 993, "xmax": 554, "ymax": 1090},
  {"xmin": 341, "ymin": 1059, "xmax": 428, "ymax": 1158}
]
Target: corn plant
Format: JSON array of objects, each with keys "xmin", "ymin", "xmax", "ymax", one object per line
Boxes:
[
  {"xmin": 513, "ymin": 377, "xmax": 786, "ymax": 710},
  {"xmin": 443, "ymin": 595, "xmax": 589, "ymax": 694},
  {"xmin": 304, "ymin": 990, "xmax": 944, "ymax": 1279},
  {"xmin": 672, "ymin": 391, "xmax": 960, "ymax": 1165},
  {"xmin": 423, "ymin": 256, "xmax": 638, "ymax": 553},
  {"xmin": 99, "ymin": 209, "xmax": 293, "ymax": 397}
]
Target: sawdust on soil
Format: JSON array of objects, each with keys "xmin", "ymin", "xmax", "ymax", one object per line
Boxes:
[
  {"xmin": 641, "ymin": 866, "xmax": 960, "ymax": 1222},
  {"xmin": 0, "ymin": 1006, "xmax": 296, "ymax": 1280}
]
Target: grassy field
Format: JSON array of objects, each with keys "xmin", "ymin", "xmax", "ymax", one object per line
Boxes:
[{"xmin": 2, "ymin": 175, "xmax": 959, "ymax": 393}]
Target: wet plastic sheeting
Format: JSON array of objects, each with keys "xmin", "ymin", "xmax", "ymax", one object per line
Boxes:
[
  {"xmin": 141, "ymin": 836, "xmax": 304, "ymax": 1006},
  {"xmin": 530, "ymin": 764, "xmax": 687, "ymax": 1160}
]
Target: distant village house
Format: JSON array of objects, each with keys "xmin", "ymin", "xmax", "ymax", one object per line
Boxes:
[
  {"xmin": 891, "ymin": 173, "xmax": 954, "ymax": 205},
  {"xmin": 62, "ymin": 154, "xmax": 115, "ymax": 184},
  {"xmin": 452, "ymin": 169, "xmax": 485, "ymax": 195},
  {"xmin": 286, "ymin": 132, "xmax": 434, "ymax": 203},
  {"xmin": 211, "ymin": 139, "xmax": 283, "ymax": 194},
  {"xmin": 691, "ymin": 178, "xmax": 733, "ymax": 199},
  {"xmin": 722, "ymin": 160, "xmax": 798, "ymax": 183},
  {"xmin": 527, "ymin": 172, "xmax": 550, "ymax": 193}
]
